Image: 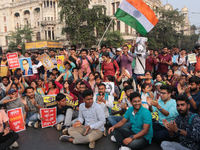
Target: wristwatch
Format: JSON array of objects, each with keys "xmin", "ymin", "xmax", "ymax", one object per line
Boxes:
[
  {"xmin": 158, "ymin": 108, "xmax": 163, "ymax": 112},
  {"xmin": 36, "ymin": 104, "xmax": 39, "ymax": 107},
  {"xmin": 130, "ymin": 135, "xmax": 134, "ymax": 140},
  {"xmin": 188, "ymin": 96, "xmax": 192, "ymax": 100},
  {"xmin": 177, "ymin": 129, "xmax": 181, "ymax": 134}
]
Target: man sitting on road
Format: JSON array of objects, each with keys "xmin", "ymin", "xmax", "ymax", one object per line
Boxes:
[{"xmin": 59, "ymin": 89, "xmax": 105, "ymax": 149}]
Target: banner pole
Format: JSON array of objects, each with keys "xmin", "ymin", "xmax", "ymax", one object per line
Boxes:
[{"xmin": 97, "ymin": 17, "xmax": 114, "ymax": 48}]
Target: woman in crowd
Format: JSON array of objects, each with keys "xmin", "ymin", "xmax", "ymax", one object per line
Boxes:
[
  {"xmin": 88, "ymin": 72, "xmax": 96, "ymax": 91},
  {"xmin": 137, "ymin": 70, "xmax": 154, "ymax": 90},
  {"xmin": 163, "ymin": 69, "xmax": 174, "ymax": 85}
]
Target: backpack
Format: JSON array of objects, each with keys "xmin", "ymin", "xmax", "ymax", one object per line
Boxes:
[
  {"xmin": 80, "ymin": 56, "xmax": 94, "ymax": 72},
  {"xmin": 111, "ymin": 58, "xmax": 117, "ymax": 72}
]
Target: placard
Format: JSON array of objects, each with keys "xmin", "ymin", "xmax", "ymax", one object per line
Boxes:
[
  {"xmin": 101, "ymin": 82, "xmax": 115, "ymax": 101},
  {"xmin": 6, "ymin": 52, "xmax": 20, "ymax": 69},
  {"xmin": 56, "ymin": 55, "xmax": 65, "ymax": 70},
  {"xmin": 19, "ymin": 57, "xmax": 33, "ymax": 76},
  {"xmin": 188, "ymin": 53, "xmax": 197, "ymax": 64},
  {"xmin": 135, "ymin": 37, "xmax": 148, "ymax": 54},
  {"xmin": 43, "ymin": 95, "xmax": 56, "ymax": 103},
  {"xmin": 40, "ymin": 107, "xmax": 57, "ymax": 128},
  {"xmin": 7, "ymin": 107, "xmax": 26, "ymax": 133},
  {"xmin": 37, "ymin": 53, "xmax": 55, "ymax": 70}
]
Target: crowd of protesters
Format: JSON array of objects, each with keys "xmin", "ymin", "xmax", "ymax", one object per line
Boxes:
[{"xmin": 0, "ymin": 43, "xmax": 200, "ymax": 150}]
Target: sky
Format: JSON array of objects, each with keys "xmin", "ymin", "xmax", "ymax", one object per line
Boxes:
[{"xmin": 162, "ymin": 0, "xmax": 200, "ymax": 28}]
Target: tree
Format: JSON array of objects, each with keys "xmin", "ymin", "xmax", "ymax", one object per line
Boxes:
[
  {"xmin": 6, "ymin": 25, "xmax": 34, "ymax": 52},
  {"xmin": 58, "ymin": 0, "xmax": 111, "ymax": 47},
  {"xmin": 147, "ymin": 8, "xmax": 185, "ymax": 50},
  {"xmin": 180, "ymin": 34, "xmax": 199, "ymax": 52},
  {"xmin": 102, "ymin": 30, "xmax": 124, "ymax": 47}
]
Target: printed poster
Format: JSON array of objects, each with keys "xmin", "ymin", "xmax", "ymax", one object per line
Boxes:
[
  {"xmin": 37, "ymin": 53, "xmax": 55, "ymax": 70},
  {"xmin": 43, "ymin": 95, "xmax": 56, "ymax": 103},
  {"xmin": 6, "ymin": 52, "xmax": 20, "ymax": 69},
  {"xmin": 188, "ymin": 53, "xmax": 197, "ymax": 64},
  {"xmin": 19, "ymin": 57, "xmax": 33, "ymax": 76},
  {"xmin": 40, "ymin": 107, "xmax": 57, "ymax": 128},
  {"xmin": 135, "ymin": 37, "xmax": 148, "ymax": 54},
  {"xmin": 100, "ymin": 82, "xmax": 115, "ymax": 101},
  {"xmin": 7, "ymin": 107, "xmax": 26, "ymax": 133},
  {"xmin": 56, "ymin": 55, "xmax": 65, "ymax": 70}
]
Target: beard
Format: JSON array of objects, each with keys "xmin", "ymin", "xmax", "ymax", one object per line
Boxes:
[
  {"xmin": 190, "ymin": 87, "xmax": 197, "ymax": 93},
  {"xmin": 178, "ymin": 109, "xmax": 188, "ymax": 117},
  {"xmin": 162, "ymin": 51, "xmax": 167, "ymax": 54}
]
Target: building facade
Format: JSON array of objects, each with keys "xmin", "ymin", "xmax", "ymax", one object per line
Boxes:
[
  {"xmin": 0, "ymin": 0, "xmax": 67, "ymax": 51},
  {"xmin": 0, "ymin": 0, "xmax": 190, "ymax": 51}
]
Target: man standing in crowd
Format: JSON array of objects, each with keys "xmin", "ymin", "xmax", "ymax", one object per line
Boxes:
[
  {"xmin": 146, "ymin": 48, "xmax": 157, "ymax": 72},
  {"xmin": 157, "ymin": 47, "xmax": 172, "ymax": 76},
  {"xmin": 172, "ymin": 46, "xmax": 179, "ymax": 63},
  {"xmin": 49, "ymin": 49, "xmax": 57, "ymax": 70},
  {"xmin": 149, "ymin": 85, "xmax": 178, "ymax": 142},
  {"xmin": 0, "ymin": 76, "xmax": 9, "ymax": 92},
  {"xmin": 116, "ymin": 45, "xmax": 133, "ymax": 76},
  {"xmin": 0, "ymin": 110, "xmax": 19, "ymax": 150},
  {"xmin": 108, "ymin": 92, "xmax": 153, "ymax": 150},
  {"xmin": 194, "ymin": 46, "xmax": 200, "ymax": 73},
  {"xmin": 161, "ymin": 95, "xmax": 200, "ymax": 150},
  {"xmin": 16, "ymin": 49, "xmax": 24, "ymax": 59},
  {"xmin": 21, "ymin": 87, "xmax": 44, "ymax": 128},
  {"xmin": 0, "ymin": 53, "xmax": 9, "ymax": 78},
  {"xmin": 114, "ymin": 48, "xmax": 122, "ymax": 68},
  {"xmin": 60, "ymin": 89, "xmax": 105, "ymax": 149}
]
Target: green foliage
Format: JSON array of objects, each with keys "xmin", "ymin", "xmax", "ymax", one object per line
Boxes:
[
  {"xmin": 180, "ymin": 34, "xmax": 199, "ymax": 51},
  {"xmin": 6, "ymin": 25, "xmax": 34, "ymax": 52},
  {"xmin": 58, "ymin": 0, "xmax": 111, "ymax": 47},
  {"xmin": 147, "ymin": 8, "xmax": 185, "ymax": 49},
  {"xmin": 102, "ymin": 30, "xmax": 124, "ymax": 47}
]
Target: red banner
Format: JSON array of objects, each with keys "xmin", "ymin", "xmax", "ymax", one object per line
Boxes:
[
  {"xmin": 40, "ymin": 107, "xmax": 57, "ymax": 128},
  {"xmin": 6, "ymin": 52, "xmax": 20, "ymax": 69},
  {"xmin": 7, "ymin": 107, "xmax": 26, "ymax": 133}
]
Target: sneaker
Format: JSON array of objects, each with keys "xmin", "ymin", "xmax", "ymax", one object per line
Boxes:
[
  {"xmin": 111, "ymin": 135, "xmax": 116, "ymax": 142},
  {"xmin": 120, "ymin": 146, "xmax": 131, "ymax": 150},
  {"xmin": 34, "ymin": 121, "xmax": 39, "ymax": 128},
  {"xmin": 11, "ymin": 141, "xmax": 19, "ymax": 148},
  {"xmin": 56, "ymin": 124, "xmax": 63, "ymax": 131},
  {"xmin": 103, "ymin": 127, "xmax": 107, "ymax": 136},
  {"xmin": 59, "ymin": 135, "xmax": 72, "ymax": 142},
  {"xmin": 62, "ymin": 126, "xmax": 70, "ymax": 135},
  {"xmin": 89, "ymin": 141, "xmax": 95, "ymax": 149}
]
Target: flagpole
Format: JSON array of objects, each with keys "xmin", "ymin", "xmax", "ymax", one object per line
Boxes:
[{"xmin": 97, "ymin": 17, "xmax": 114, "ymax": 48}]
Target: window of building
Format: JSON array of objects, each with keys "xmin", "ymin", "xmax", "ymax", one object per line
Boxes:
[
  {"xmin": 38, "ymin": 22, "xmax": 39, "ymax": 26},
  {"xmin": 6, "ymin": 38, "xmax": 8, "ymax": 46},
  {"xmin": 45, "ymin": 17, "xmax": 46, "ymax": 21},
  {"xmin": 51, "ymin": 17, "xmax": 53, "ymax": 20},
  {"xmin": 112, "ymin": 3, "xmax": 115, "ymax": 15},
  {"xmin": 117, "ymin": 21, "xmax": 120, "ymax": 31},
  {"xmin": 48, "ymin": 17, "xmax": 50, "ymax": 20},
  {"xmin": 4, "ymin": 16, "xmax": 6, "ymax": 22},
  {"xmin": 117, "ymin": 2, "xmax": 120, "ymax": 8},
  {"xmin": 36, "ymin": 32, "xmax": 41, "ymax": 40},
  {"xmin": 4, "ymin": 26, "xmax": 7, "ymax": 32},
  {"xmin": 125, "ymin": 24, "xmax": 128, "ymax": 33}
]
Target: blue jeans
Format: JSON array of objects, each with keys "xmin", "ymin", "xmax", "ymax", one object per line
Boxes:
[
  {"xmin": 133, "ymin": 73, "xmax": 144, "ymax": 86},
  {"xmin": 112, "ymin": 127, "xmax": 150, "ymax": 149},
  {"xmin": 26, "ymin": 112, "xmax": 40, "ymax": 124},
  {"xmin": 153, "ymin": 122, "xmax": 171, "ymax": 142},
  {"xmin": 108, "ymin": 116, "xmax": 131, "ymax": 129},
  {"xmin": 57, "ymin": 114, "xmax": 65, "ymax": 124}
]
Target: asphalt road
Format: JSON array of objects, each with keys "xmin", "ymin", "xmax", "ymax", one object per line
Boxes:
[{"xmin": 15, "ymin": 127, "xmax": 162, "ymax": 150}]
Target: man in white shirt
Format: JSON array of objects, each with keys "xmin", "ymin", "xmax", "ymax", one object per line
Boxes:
[{"xmin": 59, "ymin": 89, "xmax": 105, "ymax": 149}]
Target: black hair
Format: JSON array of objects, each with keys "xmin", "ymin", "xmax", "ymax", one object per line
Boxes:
[
  {"xmin": 2, "ymin": 76, "xmax": 9, "ymax": 80},
  {"xmin": 31, "ymin": 80, "xmax": 38, "ymax": 86},
  {"xmin": 14, "ymin": 75, "xmax": 21, "ymax": 80},
  {"xmin": 129, "ymin": 92, "xmax": 141, "ymax": 102},
  {"xmin": 49, "ymin": 49, "xmax": 55, "ymax": 52},
  {"xmin": 22, "ymin": 59, "xmax": 28, "ymax": 63},
  {"xmin": 102, "ymin": 52, "xmax": 110, "ymax": 57},
  {"xmin": 123, "ymin": 45, "xmax": 129, "ymax": 49},
  {"xmin": 16, "ymin": 49, "xmax": 22, "ymax": 54},
  {"xmin": 64, "ymin": 61, "xmax": 72, "ymax": 69},
  {"xmin": 106, "ymin": 75, "xmax": 115, "ymax": 82},
  {"xmin": 94, "ymin": 72, "xmax": 100, "ymax": 76},
  {"xmin": 101, "ymin": 44, "xmax": 106, "ymax": 49},
  {"xmin": 176, "ymin": 95, "xmax": 189, "ymax": 104},
  {"xmin": 89, "ymin": 72, "xmax": 95, "ymax": 76},
  {"xmin": 154, "ymin": 49, "xmax": 158, "ymax": 52},
  {"xmin": 15, "ymin": 68, "xmax": 22, "ymax": 72},
  {"xmin": 82, "ymin": 89, "xmax": 93, "ymax": 98},
  {"xmin": 50, "ymin": 80, "xmax": 57, "ymax": 88},
  {"xmin": 97, "ymin": 83, "xmax": 106, "ymax": 88},
  {"xmin": 107, "ymin": 47, "xmax": 113, "ymax": 53},
  {"xmin": 124, "ymin": 85, "xmax": 133, "ymax": 92},
  {"xmin": 7, "ymin": 50, "xmax": 11, "ymax": 53},
  {"xmin": 163, "ymin": 46, "xmax": 168, "ymax": 49},
  {"xmin": 168, "ymin": 68, "xmax": 174, "ymax": 74},
  {"xmin": 56, "ymin": 93, "xmax": 66, "ymax": 101},
  {"xmin": 181, "ymin": 48, "xmax": 186, "ymax": 51},
  {"xmin": 80, "ymin": 81, "xmax": 86, "ymax": 87},
  {"xmin": 11, "ymin": 83, "xmax": 18, "ymax": 89},
  {"xmin": 72, "ymin": 67, "xmax": 79, "ymax": 72},
  {"xmin": 189, "ymin": 76, "xmax": 200, "ymax": 85},
  {"xmin": 141, "ymin": 83, "xmax": 149, "ymax": 90},
  {"xmin": 123, "ymin": 81, "xmax": 131, "ymax": 86},
  {"xmin": 95, "ymin": 75, "xmax": 102, "ymax": 80},
  {"xmin": 160, "ymin": 85, "xmax": 172, "ymax": 93},
  {"xmin": 71, "ymin": 44, "xmax": 77, "ymax": 50},
  {"xmin": 25, "ymin": 86, "xmax": 34, "ymax": 93},
  {"xmin": 38, "ymin": 78, "xmax": 44, "ymax": 81},
  {"xmin": 145, "ymin": 70, "xmax": 152, "ymax": 75},
  {"xmin": 80, "ymin": 48, "xmax": 88, "ymax": 54}
]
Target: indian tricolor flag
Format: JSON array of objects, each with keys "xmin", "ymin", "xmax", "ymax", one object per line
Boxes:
[{"xmin": 114, "ymin": 0, "xmax": 158, "ymax": 35}]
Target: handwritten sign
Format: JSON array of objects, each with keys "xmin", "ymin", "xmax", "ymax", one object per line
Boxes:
[
  {"xmin": 6, "ymin": 52, "xmax": 20, "ymax": 69},
  {"xmin": 56, "ymin": 55, "xmax": 65, "ymax": 70},
  {"xmin": 135, "ymin": 37, "xmax": 148, "ymax": 54},
  {"xmin": 7, "ymin": 107, "xmax": 25, "ymax": 133},
  {"xmin": 188, "ymin": 53, "xmax": 197, "ymax": 64},
  {"xmin": 40, "ymin": 107, "xmax": 57, "ymax": 128},
  {"xmin": 43, "ymin": 95, "xmax": 56, "ymax": 104}
]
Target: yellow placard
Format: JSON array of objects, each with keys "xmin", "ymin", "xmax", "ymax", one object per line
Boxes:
[
  {"xmin": 43, "ymin": 95, "xmax": 56, "ymax": 103},
  {"xmin": 56, "ymin": 55, "xmax": 65, "ymax": 70},
  {"xmin": 37, "ymin": 53, "xmax": 55, "ymax": 70},
  {"xmin": 35, "ymin": 41, "xmax": 48, "ymax": 48},
  {"xmin": 25, "ymin": 43, "xmax": 36, "ymax": 49},
  {"xmin": 47, "ymin": 41, "xmax": 63, "ymax": 48}
]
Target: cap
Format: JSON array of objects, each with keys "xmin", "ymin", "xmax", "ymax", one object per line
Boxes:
[
  {"xmin": 8, "ymin": 88, "xmax": 17, "ymax": 94},
  {"xmin": 172, "ymin": 63, "xmax": 178, "ymax": 67},
  {"xmin": 155, "ymin": 82, "xmax": 162, "ymax": 86},
  {"xmin": 116, "ymin": 48, "xmax": 122, "ymax": 51}
]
